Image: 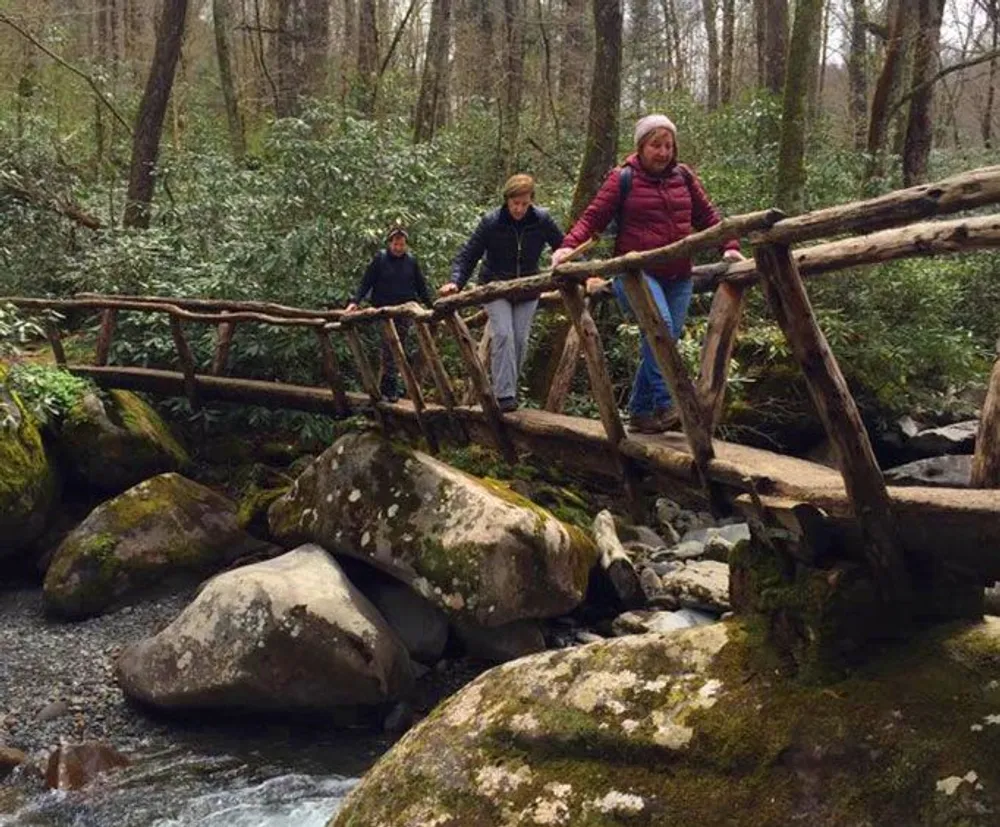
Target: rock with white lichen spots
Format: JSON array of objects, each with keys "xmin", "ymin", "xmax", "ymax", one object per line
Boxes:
[
  {"xmin": 267, "ymin": 432, "xmax": 597, "ymax": 626},
  {"xmin": 44, "ymin": 473, "xmax": 274, "ymax": 620},
  {"xmin": 329, "ymin": 618, "xmax": 1000, "ymax": 826},
  {"xmin": 117, "ymin": 544, "xmax": 413, "ymax": 714}
]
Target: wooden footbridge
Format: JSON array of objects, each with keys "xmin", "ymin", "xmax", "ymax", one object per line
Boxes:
[{"xmin": 7, "ymin": 166, "xmax": 1000, "ymax": 626}]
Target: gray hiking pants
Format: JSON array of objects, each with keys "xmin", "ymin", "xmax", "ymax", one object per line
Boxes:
[{"xmin": 484, "ymin": 297, "xmax": 538, "ymax": 401}]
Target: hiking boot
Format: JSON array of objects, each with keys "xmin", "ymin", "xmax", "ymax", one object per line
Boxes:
[
  {"xmin": 497, "ymin": 396, "xmax": 518, "ymax": 413},
  {"xmin": 629, "ymin": 408, "xmax": 670, "ymax": 434}
]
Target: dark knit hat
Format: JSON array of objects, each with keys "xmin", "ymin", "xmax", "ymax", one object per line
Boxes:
[{"xmin": 386, "ymin": 225, "xmax": 409, "ymax": 242}]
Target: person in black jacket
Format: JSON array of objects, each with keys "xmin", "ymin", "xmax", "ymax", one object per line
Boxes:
[
  {"xmin": 439, "ymin": 174, "xmax": 564, "ymax": 412},
  {"xmin": 347, "ymin": 227, "xmax": 432, "ymax": 402}
]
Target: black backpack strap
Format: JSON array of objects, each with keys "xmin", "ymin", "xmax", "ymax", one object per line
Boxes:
[{"xmin": 616, "ymin": 165, "xmax": 633, "ymax": 230}]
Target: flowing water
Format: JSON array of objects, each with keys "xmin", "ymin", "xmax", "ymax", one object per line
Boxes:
[{"xmin": 1, "ymin": 726, "xmax": 388, "ymax": 827}]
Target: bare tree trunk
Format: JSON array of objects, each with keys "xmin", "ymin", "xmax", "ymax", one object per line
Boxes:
[
  {"xmin": 702, "ymin": 0, "xmax": 720, "ymax": 109},
  {"xmin": 212, "ymin": 0, "xmax": 246, "ymax": 158},
  {"xmin": 982, "ymin": 0, "xmax": 998, "ymax": 149},
  {"xmin": 414, "ymin": 0, "xmax": 452, "ymax": 141},
  {"xmin": 774, "ymin": 0, "xmax": 824, "ymax": 212},
  {"xmin": 558, "ymin": 0, "xmax": 589, "ymax": 127},
  {"xmin": 123, "ymin": 0, "xmax": 188, "ymax": 229},
  {"xmin": 662, "ymin": 0, "xmax": 685, "ymax": 91},
  {"xmin": 569, "ymin": 0, "xmax": 622, "ymax": 220},
  {"xmin": 754, "ymin": 0, "xmax": 766, "ymax": 86},
  {"xmin": 763, "ymin": 0, "xmax": 788, "ymax": 94},
  {"xmin": 341, "ymin": 0, "xmax": 357, "ymax": 102},
  {"xmin": 357, "ymin": 0, "xmax": 380, "ymax": 113},
  {"xmin": 848, "ymin": 0, "xmax": 868, "ymax": 150},
  {"xmin": 865, "ymin": 0, "xmax": 912, "ymax": 188},
  {"xmin": 720, "ymin": 0, "xmax": 734, "ymax": 104},
  {"xmin": 303, "ymin": 0, "xmax": 332, "ymax": 98},
  {"xmin": 496, "ymin": 0, "xmax": 525, "ymax": 183},
  {"xmin": 902, "ymin": 0, "xmax": 944, "ymax": 185}
]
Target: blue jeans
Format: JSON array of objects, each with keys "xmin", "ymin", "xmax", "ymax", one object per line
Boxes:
[{"xmin": 613, "ymin": 273, "xmax": 694, "ymax": 416}]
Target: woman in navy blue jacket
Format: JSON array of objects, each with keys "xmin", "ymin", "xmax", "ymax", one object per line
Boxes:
[{"xmin": 439, "ymin": 174, "xmax": 564, "ymax": 412}]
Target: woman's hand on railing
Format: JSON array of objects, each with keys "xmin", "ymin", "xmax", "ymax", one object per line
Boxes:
[
  {"xmin": 438, "ymin": 282, "xmax": 459, "ymax": 297},
  {"xmin": 722, "ymin": 249, "xmax": 746, "ymax": 263},
  {"xmin": 551, "ymin": 247, "xmax": 574, "ymax": 268},
  {"xmin": 585, "ymin": 276, "xmax": 608, "ymax": 295},
  {"xmin": 345, "ymin": 302, "xmax": 359, "ymax": 313}
]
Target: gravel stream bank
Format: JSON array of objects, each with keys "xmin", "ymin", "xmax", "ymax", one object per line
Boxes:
[{"xmin": 0, "ymin": 587, "xmax": 193, "ymax": 760}]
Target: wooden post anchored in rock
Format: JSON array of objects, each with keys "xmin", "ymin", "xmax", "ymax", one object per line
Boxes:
[
  {"xmin": 616, "ymin": 269, "xmax": 716, "ymax": 498},
  {"xmin": 168, "ymin": 314, "xmax": 201, "ymax": 414},
  {"xmin": 696, "ymin": 280, "xmax": 749, "ymax": 431},
  {"xmin": 95, "ymin": 308, "xmax": 116, "ymax": 366},
  {"xmin": 972, "ymin": 341, "xmax": 1000, "ymax": 488},
  {"xmin": 45, "ymin": 321, "xmax": 66, "ymax": 367},
  {"xmin": 339, "ymin": 323, "xmax": 389, "ymax": 432},
  {"xmin": 313, "ymin": 328, "xmax": 351, "ymax": 418},
  {"xmin": 753, "ymin": 241, "xmax": 912, "ymax": 611},
  {"xmin": 557, "ymin": 281, "xmax": 644, "ymax": 521},
  {"xmin": 382, "ymin": 318, "xmax": 438, "ymax": 453},
  {"xmin": 211, "ymin": 314, "xmax": 236, "ymax": 376},
  {"xmin": 443, "ymin": 310, "xmax": 516, "ymax": 464}
]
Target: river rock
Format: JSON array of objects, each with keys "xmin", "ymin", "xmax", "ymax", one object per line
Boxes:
[
  {"xmin": 43, "ymin": 473, "xmax": 273, "ymax": 620},
  {"xmin": 117, "ymin": 544, "xmax": 414, "ymax": 713},
  {"xmin": 44, "ymin": 740, "xmax": 130, "ymax": 790},
  {"xmin": 329, "ymin": 618, "xmax": 1000, "ymax": 827},
  {"xmin": 659, "ymin": 560, "xmax": 731, "ymax": 612},
  {"xmin": 884, "ymin": 455, "xmax": 972, "ymax": 488},
  {"xmin": 906, "ymin": 420, "xmax": 978, "ymax": 457},
  {"xmin": 363, "ymin": 577, "xmax": 449, "ymax": 666},
  {"xmin": 52, "ymin": 389, "xmax": 189, "ymax": 495},
  {"xmin": 0, "ymin": 746, "xmax": 27, "ymax": 780},
  {"xmin": 268, "ymin": 432, "xmax": 596, "ymax": 626},
  {"xmin": 611, "ymin": 608, "xmax": 717, "ymax": 635},
  {"xmin": 452, "ymin": 619, "xmax": 546, "ymax": 663},
  {"xmin": 0, "ymin": 372, "xmax": 57, "ymax": 560}
]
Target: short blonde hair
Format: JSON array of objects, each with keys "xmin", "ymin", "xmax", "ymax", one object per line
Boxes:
[{"xmin": 502, "ymin": 174, "xmax": 535, "ymax": 201}]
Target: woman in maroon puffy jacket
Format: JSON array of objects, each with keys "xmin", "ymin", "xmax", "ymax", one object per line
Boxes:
[{"xmin": 552, "ymin": 114, "xmax": 745, "ymax": 434}]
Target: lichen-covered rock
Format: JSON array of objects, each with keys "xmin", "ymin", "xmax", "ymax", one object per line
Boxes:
[
  {"xmin": 268, "ymin": 432, "xmax": 597, "ymax": 626},
  {"xmin": 43, "ymin": 473, "xmax": 272, "ymax": 620},
  {"xmin": 659, "ymin": 559, "xmax": 731, "ymax": 612},
  {"xmin": 0, "ymin": 374, "xmax": 56, "ymax": 559},
  {"xmin": 331, "ymin": 619, "xmax": 1000, "ymax": 827},
  {"xmin": 116, "ymin": 544, "xmax": 414, "ymax": 713},
  {"xmin": 53, "ymin": 389, "xmax": 188, "ymax": 495}
]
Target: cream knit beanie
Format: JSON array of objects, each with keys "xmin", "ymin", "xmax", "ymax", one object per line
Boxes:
[{"xmin": 634, "ymin": 114, "xmax": 677, "ymax": 148}]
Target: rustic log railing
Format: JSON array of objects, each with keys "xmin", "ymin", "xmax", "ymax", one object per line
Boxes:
[{"xmin": 5, "ymin": 165, "xmax": 1000, "ymax": 616}]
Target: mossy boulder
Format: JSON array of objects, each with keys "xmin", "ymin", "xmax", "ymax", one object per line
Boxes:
[
  {"xmin": 331, "ymin": 619, "xmax": 1000, "ymax": 827},
  {"xmin": 53, "ymin": 389, "xmax": 189, "ymax": 495},
  {"xmin": 268, "ymin": 432, "xmax": 597, "ymax": 627},
  {"xmin": 0, "ymin": 372, "xmax": 57, "ymax": 559},
  {"xmin": 117, "ymin": 544, "xmax": 414, "ymax": 714},
  {"xmin": 44, "ymin": 473, "xmax": 274, "ymax": 620}
]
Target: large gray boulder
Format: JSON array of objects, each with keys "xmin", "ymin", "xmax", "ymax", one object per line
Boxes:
[
  {"xmin": 331, "ymin": 619, "xmax": 1000, "ymax": 827},
  {"xmin": 884, "ymin": 455, "xmax": 972, "ymax": 488},
  {"xmin": 0, "ymin": 374, "xmax": 56, "ymax": 559},
  {"xmin": 44, "ymin": 473, "xmax": 272, "ymax": 619},
  {"xmin": 52, "ymin": 389, "xmax": 188, "ymax": 495},
  {"xmin": 268, "ymin": 433, "xmax": 596, "ymax": 626},
  {"xmin": 117, "ymin": 544, "xmax": 414, "ymax": 713}
]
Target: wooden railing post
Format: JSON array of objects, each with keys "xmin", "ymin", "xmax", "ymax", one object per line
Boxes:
[
  {"xmin": 95, "ymin": 308, "xmax": 117, "ymax": 366},
  {"xmin": 382, "ymin": 318, "xmax": 438, "ymax": 453},
  {"xmin": 558, "ymin": 282, "xmax": 644, "ymax": 520},
  {"xmin": 340, "ymin": 323, "xmax": 389, "ymax": 432},
  {"xmin": 413, "ymin": 320, "xmax": 468, "ymax": 444},
  {"xmin": 443, "ymin": 311, "xmax": 516, "ymax": 464},
  {"xmin": 168, "ymin": 314, "xmax": 201, "ymax": 413},
  {"xmin": 313, "ymin": 328, "xmax": 352, "ymax": 417},
  {"xmin": 754, "ymin": 241, "xmax": 912, "ymax": 610},
  {"xmin": 696, "ymin": 281, "xmax": 749, "ymax": 430},
  {"xmin": 617, "ymin": 270, "xmax": 716, "ymax": 490},
  {"xmin": 971, "ymin": 343, "xmax": 1000, "ymax": 488},
  {"xmin": 45, "ymin": 321, "xmax": 66, "ymax": 367},
  {"xmin": 211, "ymin": 315, "xmax": 236, "ymax": 375}
]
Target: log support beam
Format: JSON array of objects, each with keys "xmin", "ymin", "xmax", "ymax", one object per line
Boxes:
[
  {"xmin": 212, "ymin": 318, "xmax": 236, "ymax": 376},
  {"xmin": 169, "ymin": 315, "xmax": 201, "ymax": 413},
  {"xmin": 342, "ymin": 325, "xmax": 389, "ymax": 432},
  {"xmin": 754, "ymin": 241, "xmax": 912, "ymax": 612},
  {"xmin": 95, "ymin": 309, "xmax": 117, "ymax": 366},
  {"xmin": 414, "ymin": 321, "xmax": 467, "ymax": 442}
]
